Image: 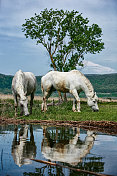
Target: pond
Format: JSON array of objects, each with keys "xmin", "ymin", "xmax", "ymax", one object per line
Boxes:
[{"xmin": 0, "ymin": 124, "xmax": 117, "ymax": 176}]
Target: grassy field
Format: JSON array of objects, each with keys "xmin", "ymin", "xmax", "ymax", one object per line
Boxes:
[{"xmin": 0, "ymin": 98, "xmax": 117, "ymax": 122}]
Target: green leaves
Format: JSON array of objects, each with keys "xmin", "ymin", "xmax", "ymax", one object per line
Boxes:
[{"xmin": 22, "ymin": 8, "xmax": 104, "ymax": 72}]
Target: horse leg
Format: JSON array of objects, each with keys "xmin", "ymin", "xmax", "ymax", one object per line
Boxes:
[
  {"xmin": 41, "ymin": 97, "xmax": 45, "ymax": 112},
  {"xmin": 41, "ymin": 90, "xmax": 52, "ymax": 112},
  {"xmin": 20, "ymin": 104, "xmax": 24, "ymax": 116},
  {"xmin": 30, "ymin": 93, "xmax": 34, "ymax": 114},
  {"xmin": 58, "ymin": 91, "xmax": 63, "ymax": 102},
  {"xmin": 76, "ymin": 97, "xmax": 81, "ymax": 112},
  {"xmin": 41, "ymin": 91, "xmax": 48, "ymax": 112},
  {"xmin": 72, "ymin": 98, "xmax": 76, "ymax": 112},
  {"xmin": 70, "ymin": 89, "xmax": 81, "ymax": 112}
]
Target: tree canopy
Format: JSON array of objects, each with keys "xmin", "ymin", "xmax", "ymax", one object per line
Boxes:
[{"xmin": 22, "ymin": 8, "xmax": 104, "ymax": 71}]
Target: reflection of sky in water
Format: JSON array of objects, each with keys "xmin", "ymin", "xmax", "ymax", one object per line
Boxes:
[
  {"xmin": 0, "ymin": 125, "xmax": 117, "ymax": 176},
  {"xmin": 93, "ymin": 135, "xmax": 117, "ymax": 175}
]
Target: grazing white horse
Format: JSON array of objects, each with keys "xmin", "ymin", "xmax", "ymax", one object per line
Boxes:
[
  {"xmin": 41, "ymin": 70, "xmax": 99, "ymax": 112},
  {"xmin": 12, "ymin": 70, "xmax": 36, "ymax": 116}
]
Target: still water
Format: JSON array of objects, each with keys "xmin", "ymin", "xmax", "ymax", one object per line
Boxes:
[{"xmin": 0, "ymin": 124, "xmax": 117, "ymax": 176}]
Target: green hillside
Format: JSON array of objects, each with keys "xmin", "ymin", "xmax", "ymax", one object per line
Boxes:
[
  {"xmin": 86, "ymin": 74, "xmax": 117, "ymax": 98},
  {"xmin": 0, "ymin": 74, "xmax": 13, "ymax": 94},
  {"xmin": 0, "ymin": 73, "xmax": 117, "ymax": 98}
]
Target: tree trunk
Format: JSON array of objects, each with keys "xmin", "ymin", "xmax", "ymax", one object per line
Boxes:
[
  {"xmin": 49, "ymin": 53, "xmax": 63, "ymax": 100},
  {"xmin": 64, "ymin": 93, "xmax": 67, "ymax": 102}
]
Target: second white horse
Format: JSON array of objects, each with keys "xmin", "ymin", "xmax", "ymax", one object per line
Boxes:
[{"xmin": 41, "ymin": 70, "xmax": 99, "ymax": 112}]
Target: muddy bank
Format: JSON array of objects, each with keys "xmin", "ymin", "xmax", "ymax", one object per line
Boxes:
[{"xmin": 0, "ymin": 116, "xmax": 117, "ymax": 135}]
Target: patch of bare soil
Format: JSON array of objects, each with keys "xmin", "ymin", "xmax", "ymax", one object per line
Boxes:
[{"xmin": 0, "ymin": 116, "xmax": 117, "ymax": 135}]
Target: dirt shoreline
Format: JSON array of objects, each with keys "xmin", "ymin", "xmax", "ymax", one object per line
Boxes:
[{"xmin": 0, "ymin": 117, "xmax": 117, "ymax": 135}]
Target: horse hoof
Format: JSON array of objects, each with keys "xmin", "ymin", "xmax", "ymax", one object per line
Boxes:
[
  {"xmin": 73, "ymin": 110, "xmax": 77, "ymax": 112},
  {"xmin": 25, "ymin": 113, "xmax": 29, "ymax": 116}
]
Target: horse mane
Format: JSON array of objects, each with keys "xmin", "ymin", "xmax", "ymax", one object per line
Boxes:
[
  {"xmin": 16, "ymin": 70, "xmax": 24, "ymax": 85},
  {"xmin": 16, "ymin": 70, "xmax": 25, "ymax": 96},
  {"xmin": 71, "ymin": 70, "xmax": 94, "ymax": 95}
]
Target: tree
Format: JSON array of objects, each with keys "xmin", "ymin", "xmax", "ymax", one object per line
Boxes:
[{"xmin": 22, "ymin": 8, "xmax": 104, "ymax": 72}]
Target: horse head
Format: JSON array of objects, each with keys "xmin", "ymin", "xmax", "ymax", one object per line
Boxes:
[
  {"xmin": 87, "ymin": 92, "xmax": 99, "ymax": 112},
  {"xmin": 20, "ymin": 96, "xmax": 29, "ymax": 116}
]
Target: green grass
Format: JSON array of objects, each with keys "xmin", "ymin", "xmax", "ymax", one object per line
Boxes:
[{"xmin": 0, "ymin": 99, "xmax": 117, "ymax": 122}]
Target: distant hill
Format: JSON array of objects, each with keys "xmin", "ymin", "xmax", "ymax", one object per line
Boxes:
[
  {"xmin": 86, "ymin": 74, "xmax": 117, "ymax": 93},
  {"xmin": 0, "ymin": 74, "xmax": 13, "ymax": 94},
  {"xmin": 0, "ymin": 73, "xmax": 117, "ymax": 98}
]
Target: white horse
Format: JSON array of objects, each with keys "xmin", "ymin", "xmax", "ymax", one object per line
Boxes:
[
  {"xmin": 41, "ymin": 70, "xmax": 99, "ymax": 112},
  {"xmin": 12, "ymin": 70, "xmax": 36, "ymax": 116}
]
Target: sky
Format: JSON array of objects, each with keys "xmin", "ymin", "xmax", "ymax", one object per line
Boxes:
[{"xmin": 0, "ymin": 0, "xmax": 117, "ymax": 76}]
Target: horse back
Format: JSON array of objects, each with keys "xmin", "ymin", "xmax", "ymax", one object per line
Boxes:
[
  {"xmin": 24, "ymin": 72, "xmax": 36, "ymax": 95},
  {"xmin": 41, "ymin": 71, "xmax": 73, "ymax": 93}
]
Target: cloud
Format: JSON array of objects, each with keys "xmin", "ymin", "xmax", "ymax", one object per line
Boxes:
[
  {"xmin": 78, "ymin": 60, "xmax": 117, "ymax": 74},
  {"xmin": 94, "ymin": 135, "xmax": 117, "ymax": 146}
]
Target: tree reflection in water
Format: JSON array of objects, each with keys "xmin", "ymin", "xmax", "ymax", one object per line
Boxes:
[
  {"xmin": 11, "ymin": 124, "xmax": 36, "ymax": 167},
  {"xmin": 23, "ymin": 126, "xmax": 104, "ymax": 176},
  {"xmin": 42, "ymin": 127, "xmax": 97, "ymax": 165}
]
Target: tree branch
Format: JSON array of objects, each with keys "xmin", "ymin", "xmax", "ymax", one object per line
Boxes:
[
  {"xmin": 52, "ymin": 28, "xmax": 60, "ymax": 56},
  {"xmin": 31, "ymin": 159, "xmax": 112, "ymax": 176}
]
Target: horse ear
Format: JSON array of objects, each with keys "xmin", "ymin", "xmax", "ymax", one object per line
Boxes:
[
  {"xmin": 95, "ymin": 92, "xmax": 97, "ymax": 97},
  {"xmin": 92, "ymin": 93, "xmax": 95, "ymax": 98},
  {"xmin": 92, "ymin": 92, "xmax": 97, "ymax": 98}
]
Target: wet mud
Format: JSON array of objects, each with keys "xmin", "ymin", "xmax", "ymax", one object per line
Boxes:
[{"xmin": 0, "ymin": 117, "xmax": 117, "ymax": 135}]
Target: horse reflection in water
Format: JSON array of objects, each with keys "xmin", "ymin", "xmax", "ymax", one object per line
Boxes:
[
  {"xmin": 11, "ymin": 125, "xmax": 36, "ymax": 167},
  {"xmin": 41, "ymin": 127, "xmax": 96, "ymax": 165}
]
